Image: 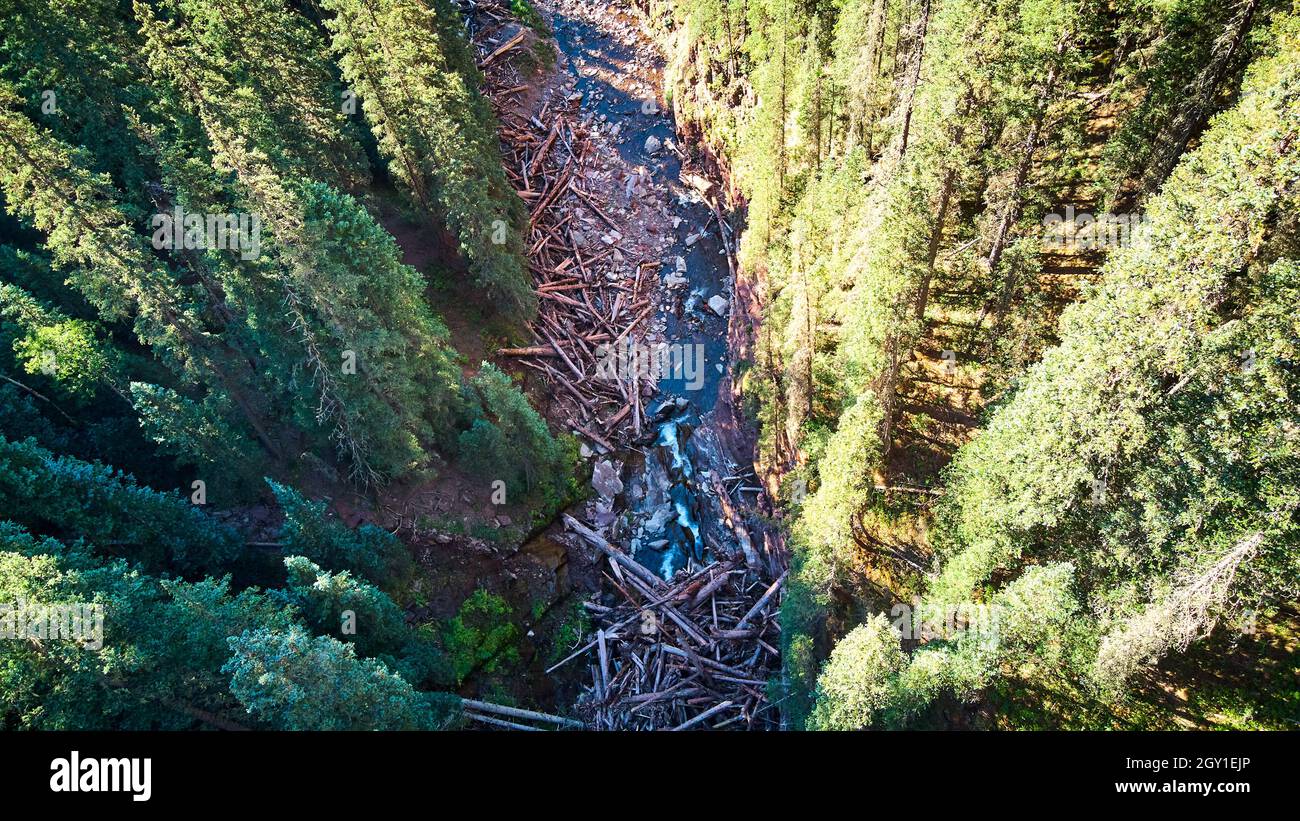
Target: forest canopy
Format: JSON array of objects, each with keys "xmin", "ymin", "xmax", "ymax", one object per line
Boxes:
[
  {"xmin": 0, "ymin": 0, "xmax": 568, "ymax": 730},
  {"xmin": 0, "ymin": 0, "xmax": 1295, "ymax": 732}
]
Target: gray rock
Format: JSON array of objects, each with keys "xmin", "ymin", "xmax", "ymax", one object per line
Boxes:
[
  {"xmin": 644, "ymin": 135, "xmax": 661, "ymax": 154},
  {"xmin": 592, "ymin": 459, "xmax": 624, "ymax": 499},
  {"xmin": 708, "ymin": 294, "xmax": 729, "ymax": 316}
]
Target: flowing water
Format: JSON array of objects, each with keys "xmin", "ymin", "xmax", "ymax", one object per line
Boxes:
[{"xmin": 548, "ymin": 1, "xmax": 748, "ymax": 579}]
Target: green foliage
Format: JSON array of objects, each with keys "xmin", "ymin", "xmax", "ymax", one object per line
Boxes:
[
  {"xmin": 810, "ymin": 563, "xmax": 1084, "ymax": 728},
  {"xmin": 322, "ymin": 0, "xmax": 536, "ymax": 325},
  {"xmin": 547, "ymin": 597, "xmax": 591, "ymax": 664},
  {"xmin": 931, "ymin": 14, "xmax": 1300, "ymax": 608},
  {"xmin": 794, "ymin": 392, "xmax": 884, "ymax": 598},
  {"xmin": 129, "ymin": 382, "xmax": 265, "ymax": 496},
  {"xmin": 0, "ymin": 281, "xmax": 118, "ymax": 401},
  {"xmin": 0, "ymin": 0, "xmax": 564, "ymax": 733},
  {"xmin": 511, "ymin": 0, "xmax": 548, "ymax": 31},
  {"xmin": 907, "ymin": 10, "xmax": 1300, "ymax": 715},
  {"xmin": 139, "ymin": 3, "xmax": 471, "ymax": 484},
  {"xmin": 0, "ymin": 435, "xmax": 242, "ymax": 575},
  {"xmin": 223, "ymin": 625, "xmax": 456, "ymax": 730},
  {"xmin": 0, "ymin": 521, "xmax": 295, "ymax": 729},
  {"xmin": 280, "ymin": 555, "xmax": 409, "ymax": 657},
  {"xmin": 458, "ymin": 363, "xmax": 572, "ymax": 503},
  {"xmin": 1096, "ymin": 0, "xmax": 1288, "ymax": 204},
  {"xmin": 441, "ymin": 588, "xmax": 520, "ymax": 685},
  {"xmin": 150, "ymin": 0, "xmax": 372, "ymax": 189},
  {"xmin": 0, "ymin": 519, "xmax": 460, "ymax": 730},
  {"xmin": 807, "ymin": 614, "xmax": 906, "ymax": 730},
  {"xmin": 267, "ymin": 479, "xmax": 411, "ymax": 584},
  {"xmin": 665, "ymin": 0, "xmax": 1297, "ymax": 729}
]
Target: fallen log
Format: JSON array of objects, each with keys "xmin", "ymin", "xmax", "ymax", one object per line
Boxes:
[
  {"xmin": 498, "ymin": 345, "xmax": 558, "ymax": 356},
  {"xmin": 668, "ymin": 700, "xmax": 734, "ymax": 731},
  {"xmin": 735, "ymin": 571, "xmax": 788, "ymax": 630},
  {"xmin": 563, "ymin": 514, "xmax": 663, "ymax": 591},
  {"xmin": 460, "ymin": 698, "xmax": 584, "ymax": 729},
  {"xmin": 480, "ymin": 28, "xmax": 528, "ymax": 68}
]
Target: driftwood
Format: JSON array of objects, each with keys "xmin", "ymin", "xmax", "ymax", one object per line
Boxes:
[
  {"xmin": 556, "ymin": 515, "xmax": 784, "ymax": 731},
  {"xmin": 461, "ymin": 698, "xmax": 584, "ymax": 730},
  {"xmin": 469, "ymin": 1, "xmax": 785, "ymax": 731},
  {"xmin": 469, "ymin": 2, "xmax": 666, "ymax": 452},
  {"xmin": 479, "ymin": 27, "xmax": 528, "ymax": 68}
]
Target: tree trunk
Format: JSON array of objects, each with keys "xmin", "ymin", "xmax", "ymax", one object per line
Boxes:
[
  {"xmin": 987, "ymin": 36, "xmax": 1070, "ymax": 334},
  {"xmin": 1141, "ymin": 0, "xmax": 1261, "ymax": 194},
  {"xmin": 898, "ymin": 0, "xmax": 932, "ymax": 159}
]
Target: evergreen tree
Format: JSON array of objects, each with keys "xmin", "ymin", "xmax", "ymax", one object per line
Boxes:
[
  {"xmin": 0, "ymin": 521, "xmax": 293, "ymax": 729},
  {"xmin": 0, "ymin": 435, "xmax": 242, "ymax": 575},
  {"xmin": 223, "ymin": 625, "xmax": 458, "ymax": 730},
  {"xmin": 0, "ymin": 84, "xmax": 282, "ymax": 463},
  {"xmin": 458, "ymin": 363, "xmax": 571, "ymax": 502},
  {"xmin": 267, "ymin": 479, "xmax": 411, "ymax": 584},
  {"xmin": 138, "ymin": 4, "xmax": 469, "ymax": 484},
  {"xmin": 280, "ymin": 555, "xmax": 408, "ymax": 657},
  {"xmin": 321, "ymin": 0, "xmax": 536, "ymax": 324},
  {"xmin": 894, "ymin": 11, "xmax": 1300, "ymax": 716}
]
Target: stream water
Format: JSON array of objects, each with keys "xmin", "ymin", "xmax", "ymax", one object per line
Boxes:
[{"xmin": 549, "ymin": 2, "xmax": 744, "ymax": 579}]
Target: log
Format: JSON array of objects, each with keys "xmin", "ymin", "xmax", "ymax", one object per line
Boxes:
[
  {"xmin": 668, "ymin": 700, "xmax": 734, "ymax": 731},
  {"xmin": 480, "ymin": 28, "xmax": 528, "ymax": 67},
  {"xmin": 464, "ymin": 713, "xmax": 544, "ymax": 731},
  {"xmin": 460, "ymin": 698, "xmax": 584, "ymax": 729},
  {"xmin": 563, "ymin": 514, "xmax": 664, "ymax": 591},
  {"xmin": 735, "ymin": 571, "xmax": 788, "ymax": 630}
]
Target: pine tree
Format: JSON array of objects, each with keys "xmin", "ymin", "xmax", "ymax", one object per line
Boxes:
[
  {"xmin": 321, "ymin": 0, "xmax": 536, "ymax": 324},
  {"xmin": 267, "ymin": 479, "xmax": 411, "ymax": 583},
  {"xmin": 138, "ymin": 4, "xmax": 469, "ymax": 484},
  {"xmin": 223, "ymin": 625, "xmax": 457, "ymax": 730},
  {"xmin": 0, "ymin": 521, "xmax": 294, "ymax": 729},
  {"xmin": 909, "ymin": 12, "xmax": 1300, "ymax": 711},
  {"xmin": 1, "ymin": 281, "xmax": 120, "ymax": 402},
  {"xmin": 0, "ymin": 85, "xmax": 283, "ymax": 460},
  {"xmin": 0, "ymin": 435, "xmax": 243, "ymax": 575},
  {"xmin": 280, "ymin": 555, "xmax": 410, "ymax": 657},
  {"xmin": 458, "ymin": 363, "xmax": 571, "ymax": 501}
]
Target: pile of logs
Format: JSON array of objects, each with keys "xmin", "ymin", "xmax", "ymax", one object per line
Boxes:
[
  {"xmin": 469, "ymin": 2, "xmax": 658, "ymax": 449},
  {"xmin": 553, "ymin": 515, "xmax": 786, "ymax": 730},
  {"xmin": 467, "ymin": 2, "xmax": 787, "ymax": 730}
]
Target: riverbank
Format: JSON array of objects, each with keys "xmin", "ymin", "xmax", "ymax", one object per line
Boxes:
[{"xmin": 470, "ymin": 0, "xmax": 785, "ymax": 728}]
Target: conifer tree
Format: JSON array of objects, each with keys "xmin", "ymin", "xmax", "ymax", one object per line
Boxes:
[
  {"xmin": 223, "ymin": 626, "xmax": 457, "ymax": 730},
  {"xmin": 321, "ymin": 0, "xmax": 536, "ymax": 323},
  {"xmin": 138, "ymin": 3, "xmax": 468, "ymax": 484},
  {"xmin": 280, "ymin": 555, "xmax": 411, "ymax": 657},
  {"xmin": 0, "ymin": 435, "xmax": 243, "ymax": 575},
  {"xmin": 0, "ymin": 85, "xmax": 282, "ymax": 460}
]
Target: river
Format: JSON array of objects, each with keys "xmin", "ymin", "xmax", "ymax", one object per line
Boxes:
[{"xmin": 544, "ymin": 0, "xmax": 754, "ymax": 580}]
